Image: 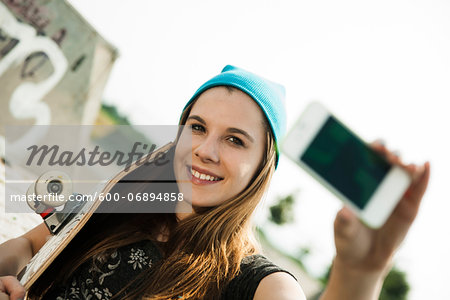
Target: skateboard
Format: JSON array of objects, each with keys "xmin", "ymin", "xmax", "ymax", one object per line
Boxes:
[{"xmin": 17, "ymin": 142, "xmax": 175, "ymax": 296}]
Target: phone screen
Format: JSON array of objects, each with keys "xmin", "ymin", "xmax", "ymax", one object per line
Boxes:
[{"xmin": 300, "ymin": 116, "xmax": 391, "ymax": 209}]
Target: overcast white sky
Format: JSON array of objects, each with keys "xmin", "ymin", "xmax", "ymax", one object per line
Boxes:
[{"xmin": 71, "ymin": 1, "xmax": 450, "ymax": 299}]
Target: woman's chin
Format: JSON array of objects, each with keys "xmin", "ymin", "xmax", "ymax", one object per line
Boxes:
[{"xmin": 174, "ymin": 196, "xmax": 215, "ymax": 213}]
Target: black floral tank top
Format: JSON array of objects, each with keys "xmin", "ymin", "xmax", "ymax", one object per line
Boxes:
[{"xmin": 43, "ymin": 240, "xmax": 296, "ymax": 300}]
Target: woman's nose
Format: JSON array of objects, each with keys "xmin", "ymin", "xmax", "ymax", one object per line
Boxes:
[{"xmin": 193, "ymin": 136, "xmax": 220, "ymax": 164}]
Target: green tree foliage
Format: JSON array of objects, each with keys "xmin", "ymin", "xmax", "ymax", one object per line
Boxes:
[
  {"xmin": 101, "ymin": 103, "xmax": 130, "ymax": 125},
  {"xmin": 269, "ymin": 194, "xmax": 295, "ymax": 225},
  {"xmin": 380, "ymin": 267, "xmax": 410, "ymax": 300}
]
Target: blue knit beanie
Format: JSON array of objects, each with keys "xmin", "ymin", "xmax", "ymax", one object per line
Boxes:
[{"xmin": 182, "ymin": 65, "xmax": 287, "ymax": 168}]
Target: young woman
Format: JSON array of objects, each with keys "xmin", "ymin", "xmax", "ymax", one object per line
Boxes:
[{"xmin": 0, "ymin": 65, "xmax": 430, "ymax": 300}]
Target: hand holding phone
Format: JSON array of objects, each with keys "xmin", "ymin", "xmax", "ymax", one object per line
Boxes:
[
  {"xmin": 282, "ymin": 102, "xmax": 412, "ymax": 228},
  {"xmin": 324, "ymin": 139, "xmax": 430, "ymax": 300}
]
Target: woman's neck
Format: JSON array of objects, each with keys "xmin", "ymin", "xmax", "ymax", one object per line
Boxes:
[{"xmin": 175, "ymin": 200, "xmax": 196, "ymax": 221}]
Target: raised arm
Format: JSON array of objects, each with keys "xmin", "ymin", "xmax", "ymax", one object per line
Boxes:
[{"xmin": 320, "ymin": 143, "xmax": 431, "ymax": 300}]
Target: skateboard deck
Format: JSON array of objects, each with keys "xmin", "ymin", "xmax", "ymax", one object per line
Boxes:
[{"xmin": 18, "ymin": 142, "xmax": 174, "ymax": 295}]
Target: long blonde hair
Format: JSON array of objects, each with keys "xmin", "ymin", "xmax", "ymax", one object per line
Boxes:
[
  {"xmin": 31, "ymin": 89, "xmax": 277, "ymax": 299},
  {"xmin": 133, "ymin": 92, "xmax": 276, "ymax": 299}
]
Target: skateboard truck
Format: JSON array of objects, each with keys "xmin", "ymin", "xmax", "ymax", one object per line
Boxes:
[{"xmin": 26, "ymin": 171, "xmax": 84, "ymax": 234}]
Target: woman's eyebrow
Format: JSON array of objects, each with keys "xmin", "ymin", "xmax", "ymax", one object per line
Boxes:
[{"xmin": 187, "ymin": 115, "xmax": 206, "ymax": 124}]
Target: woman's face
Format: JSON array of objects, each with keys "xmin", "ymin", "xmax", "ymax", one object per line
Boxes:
[{"xmin": 174, "ymin": 87, "xmax": 266, "ymax": 208}]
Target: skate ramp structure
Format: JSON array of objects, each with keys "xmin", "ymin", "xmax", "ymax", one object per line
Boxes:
[{"xmin": 0, "ymin": 0, "xmax": 118, "ymax": 157}]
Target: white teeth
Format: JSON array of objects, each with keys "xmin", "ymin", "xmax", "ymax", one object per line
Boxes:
[{"xmin": 190, "ymin": 168, "xmax": 219, "ymax": 181}]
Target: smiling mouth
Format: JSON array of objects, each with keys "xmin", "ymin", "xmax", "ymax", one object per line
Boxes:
[{"xmin": 187, "ymin": 166, "xmax": 223, "ymax": 182}]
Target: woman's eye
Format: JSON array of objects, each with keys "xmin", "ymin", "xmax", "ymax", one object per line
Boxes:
[
  {"xmin": 190, "ymin": 123, "xmax": 205, "ymax": 133},
  {"xmin": 228, "ymin": 136, "xmax": 244, "ymax": 147}
]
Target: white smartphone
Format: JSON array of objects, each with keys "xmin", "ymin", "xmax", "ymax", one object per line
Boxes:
[{"xmin": 281, "ymin": 102, "xmax": 411, "ymax": 228}]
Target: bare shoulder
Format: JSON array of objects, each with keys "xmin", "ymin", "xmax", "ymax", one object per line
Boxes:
[{"xmin": 253, "ymin": 271, "xmax": 306, "ymax": 300}]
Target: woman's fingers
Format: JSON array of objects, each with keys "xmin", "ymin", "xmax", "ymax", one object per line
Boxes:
[
  {"xmin": 333, "ymin": 206, "xmax": 377, "ymax": 268},
  {"xmin": 0, "ymin": 292, "xmax": 11, "ymax": 300},
  {"xmin": 403, "ymin": 162, "xmax": 430, "ymax": 207},
  {"xmin": 334, "ymin": 207, "xmax": 358, "ymax": 240},
  {"xmin": 370, "ymin": 140, "xmax": 431, "ymax": 207},
  {"xmin": 379, "ymin": 162, "xmax": 430, "ymax": 252},
  {"xmin": 370, "ymin": 140, "xmax": 407, "ymax": 168},
  {"xmin": 0, "ymin": 276, "xmax": 25, "ymax": 300}
]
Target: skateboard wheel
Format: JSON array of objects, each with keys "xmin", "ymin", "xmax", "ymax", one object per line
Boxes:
[{"xmin": 32, "ymin": 170, "xmax": 73, "ymax": 207}]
